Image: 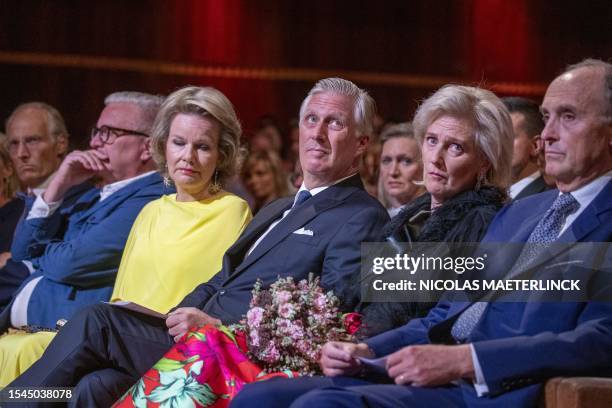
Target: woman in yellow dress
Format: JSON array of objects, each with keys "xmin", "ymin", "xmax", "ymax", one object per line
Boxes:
[{"xmin": 0, "ymin": 86, "xmax": 252, "ymax": 385}]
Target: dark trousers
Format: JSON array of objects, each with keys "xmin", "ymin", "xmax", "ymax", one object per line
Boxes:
[
  {"xmin": 10, "ymin": 303, "xmax": 174, "ymax": 407},
  {"xmin": 231, "ymin": 376, "xmax": 466, "ymax": 408}
]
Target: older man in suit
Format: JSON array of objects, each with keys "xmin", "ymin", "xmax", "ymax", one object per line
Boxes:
[
  {"xmin": 232, "ymin": 59, "xmax": 612, "ymax": 408},
  {"xmin": 10, "ymin": 78, "xmax": 389, "ymax": 406}
]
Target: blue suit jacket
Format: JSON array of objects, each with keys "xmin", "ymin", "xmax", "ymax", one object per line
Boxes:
[
  {"xmin": 0, "ymin": 172, "xmax": 168, "ymax": 331},
  {"xmin": 366, "ymin": 179, "xmax": 612, "ymax": 407},
  {"xmin": 177, "ymin": 174, "xmax": 390, "ymax": 323}
]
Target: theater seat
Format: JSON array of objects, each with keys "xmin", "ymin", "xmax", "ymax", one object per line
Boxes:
[{"xmin": 542, "ymin": 377, "xmax": 612, "ymax": 408}]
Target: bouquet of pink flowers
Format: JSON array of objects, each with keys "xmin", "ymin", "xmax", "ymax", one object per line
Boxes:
[{"xmin": 232, "ymin": 275, "xmax": 360, "ymax": 376}]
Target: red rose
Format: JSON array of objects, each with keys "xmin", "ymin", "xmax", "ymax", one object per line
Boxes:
[{"xmin": 343, "ymin": 313, "xmax": 362, "ymax": 335}]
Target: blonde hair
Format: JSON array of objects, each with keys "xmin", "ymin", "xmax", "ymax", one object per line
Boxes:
[
  {"xmin": 150, "ymin": 86, "xmax": 244, "ymax": 186},
  {"xmin": 242, "ymin": 150, "xmax": 289, "ymax": 200},
  {"xmin": 413, "ymin": 85, "xmax": 513, "ymax": 190},
  {"xmin": 0, "ymin": 134, "xmax": 18, "ymax": 199}
]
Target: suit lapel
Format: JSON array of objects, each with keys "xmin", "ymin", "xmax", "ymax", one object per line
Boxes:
[
  {"xmin": 231, "ymin": 175, "xmax": 364, "ymax": 276},
  {"xmin": 515, "ymin": 176, "xmax": 550, "ymax": 200},
  {"xmin": 223, "ymin": 198, "xmax": 294, "ymax": 272},
  {"xmin": 515, "ymin": 181, "xmax": 612, "ymax": 275},
  {"xmin": 563, "ymin": 180, "xmax": 612, "ymax": 242}
]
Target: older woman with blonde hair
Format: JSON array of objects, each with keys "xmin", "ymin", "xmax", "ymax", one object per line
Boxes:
[
  {"xmin": 111, "ymin": 86, "xmax": 252, "ymax": 312},
  {"xmin": 359, "ymin": 84, "xmax": 513, "ymax": 335}
]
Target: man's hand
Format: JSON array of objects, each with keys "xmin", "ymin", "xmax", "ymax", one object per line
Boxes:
[
  {"xmin": 43, "ymin": 150, "xmax": 110, "ymax": 203},
  {"xmin": 166, "ymin": 307, "xmax": 221, "ymax": 342},
  {"xmin": 0, "ymin": 252, "xmax": 11, "ymax": 269},
  {"xmin": 386, "ymin": 344, "xmax": 474, "ymax": 387},
  {"xmin": 319, "ymin": 341, "xmax": 374, "ymax": 377}
]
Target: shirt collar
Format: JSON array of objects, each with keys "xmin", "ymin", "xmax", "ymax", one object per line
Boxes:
[
  {"xmin": 297, "ymin": 172, "xmax": 357, "ymax": 198},
  {"xmin": 562, "ymin": 169, "xmax": 612, "ymax": 210},
  {"xmin": 99, "ymin": 171, "xmax": 155, "ymax": 202}
]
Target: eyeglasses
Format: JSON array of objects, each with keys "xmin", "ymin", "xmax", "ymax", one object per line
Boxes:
[{"xmin": 90, "ymin": 125, "xmax": 149, "ymax": 145}]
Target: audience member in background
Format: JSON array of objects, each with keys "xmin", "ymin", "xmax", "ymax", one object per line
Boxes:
[
  {"xmin": 360, "ymin": 134, "xmax": 381, "ymax": 198},
  {"xmin": 11, "ymin": 77, "xmax": 389, "ymax": 406},
  {"xmin": 357, "ymin": 85, "xmax": 512, "ymax": 336},
  {"xmin": 502, "ymin": 96, "xmax": 554, "ymax": 199},
  {"xmin": 0, "ymin": 86, "xmax": 253, "ymax": 387},
  {"xmin": 285, "ymin": 118, "xmax": 300, "ymax": 168},
  {"xmin": 1, "ymin": 102, "xmax": 89, "ymax": 306},
  {"xmin": 242, "ymin": 150, "xmax": 290, "ymax": 213},
  {"xmin": 5, "ymin": 102, "xmax": 68, "ymax": 193},
  {"xmin": 0, "ymin": 91, "xmax": 167, "ymax": 387},
  {"xmin": 290, "ymin": 159, "xmax": 304, "ymax": 190},
  {"xmin": 377, "ymin": 122, "xmax": 425, "ymax": 218},
  {"xmin": 250, "ymin": 115, "xmax": 283, "ymax": 156},
  {"xmin": 0, "ymin": 136, "xmax": 22, "ymax": 258},
  {"xmin": 233, "ymin": 58, "xmax": 612, "ymax": 408}
]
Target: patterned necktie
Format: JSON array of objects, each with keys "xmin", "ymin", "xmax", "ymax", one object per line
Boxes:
[
  {"xmin": 292, "ymin": 190, "xmax": 312, "ymax": 209},
  {"xmin": 450, "ymin": 193, "xmax": 580, "ymax": 342}
]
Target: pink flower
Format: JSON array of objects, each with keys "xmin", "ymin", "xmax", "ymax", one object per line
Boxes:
[
  {"xmin": 276, "ymin": 290, "xmax": 292, "ymax": 304},
  {"xmin": 247, "ymin": 307, "xmax": 264, "ymax": 327},
  {"xmin": 278, "ymin": 303, "xmax": 295, "ymax": 319},
  {"xmin": 249, "ymin": 331, "xmax": 260, "ymax": 347},
  {"xmin": 288, "ymin": 322, "xmax": 304, "ymax": 340},
  {"xmin": 314, "ymin": 294, "xmax": 327, "ymax": 310},
  {"xmin": 277, "ymin": 318, "xmax": 291, "ymax": 333},
  {"xmin": 263, "ymin": 342, "xmax": 280, "ymax": 363}
]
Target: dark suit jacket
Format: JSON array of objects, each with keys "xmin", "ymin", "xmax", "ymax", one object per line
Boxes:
[
  {"xmin": 365, "ymin": 179, "xmax": 612, "ymax": 407},
  {"xmin": 0, "ymin": 198, "xmax": 24, "ymax": 252},
  {"xmin": 514, "ymin": 175, "xmax": 552, "ymax": 200},
  {"xmin": 177, "ymin": 174, "xmax": 389, "ymax": 323}
]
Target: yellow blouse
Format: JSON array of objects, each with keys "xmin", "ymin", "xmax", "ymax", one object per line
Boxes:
[{"xmin": 110, "ymin": 192, "xmax": 251, "ymax": 313}]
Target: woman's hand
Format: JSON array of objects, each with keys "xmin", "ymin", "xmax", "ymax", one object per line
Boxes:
[
  {"xmin": 319, "ymin": 341, "xmax": 374, "ymax": 377},
  {"xmin": 166, "ymin": 307, "xmax": 221, "ymax": 342}
]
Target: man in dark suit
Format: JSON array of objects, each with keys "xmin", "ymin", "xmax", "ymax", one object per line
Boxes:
[
  {"xmin": 10, "ymin": 78, "xmax": 389, "ymax": 406},
  {"xmin": 502, "ymin": 96, "xmax": 554, "ymax": 200},
  {"xmin": 232, "ymin": 59, "xmax": 612, "ymax": 407}
]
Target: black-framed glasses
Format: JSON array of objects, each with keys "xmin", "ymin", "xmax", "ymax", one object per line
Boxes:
[{"xmin": 90, "ymin": 125, "xmax": 149, "ymax": 145}]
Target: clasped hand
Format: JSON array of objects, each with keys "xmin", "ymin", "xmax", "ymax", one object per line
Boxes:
[{"xmin": 319, "ymin": 341, "xmax": 474, "ymax": 387}]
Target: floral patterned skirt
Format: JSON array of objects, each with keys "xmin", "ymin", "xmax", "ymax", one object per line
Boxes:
[{"xmin": 113, "ymin": 325, "xmax": 298, "ymax": 408}]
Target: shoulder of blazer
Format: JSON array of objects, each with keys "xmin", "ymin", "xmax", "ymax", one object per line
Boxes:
[
  {"xmin": 121, "ymin": 172, "xmax": 169, "ymax": 198},
  {"xmin": 507, "ymin": 188, "xmax": 559, "ymax": 213}
]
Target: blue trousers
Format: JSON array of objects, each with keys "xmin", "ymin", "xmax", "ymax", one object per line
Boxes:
[{"xmin": 231, "ymin": 376, "xmax": 466, "ymax": 408}]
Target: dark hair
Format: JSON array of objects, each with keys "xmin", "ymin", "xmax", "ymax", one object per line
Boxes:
[{"xmin": 501, "ymin": 96, "xmax": 544, "ymax": 138}]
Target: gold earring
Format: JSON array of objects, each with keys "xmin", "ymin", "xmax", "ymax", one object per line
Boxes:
[{"xmin": 208, "ymin": 170, "xmax": 221, "ymax": 194}]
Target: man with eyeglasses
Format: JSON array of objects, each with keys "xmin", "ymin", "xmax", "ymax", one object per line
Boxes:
[{"xmin": 0, "ymin": 92, "xmax": 168, "ymax": 343}]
